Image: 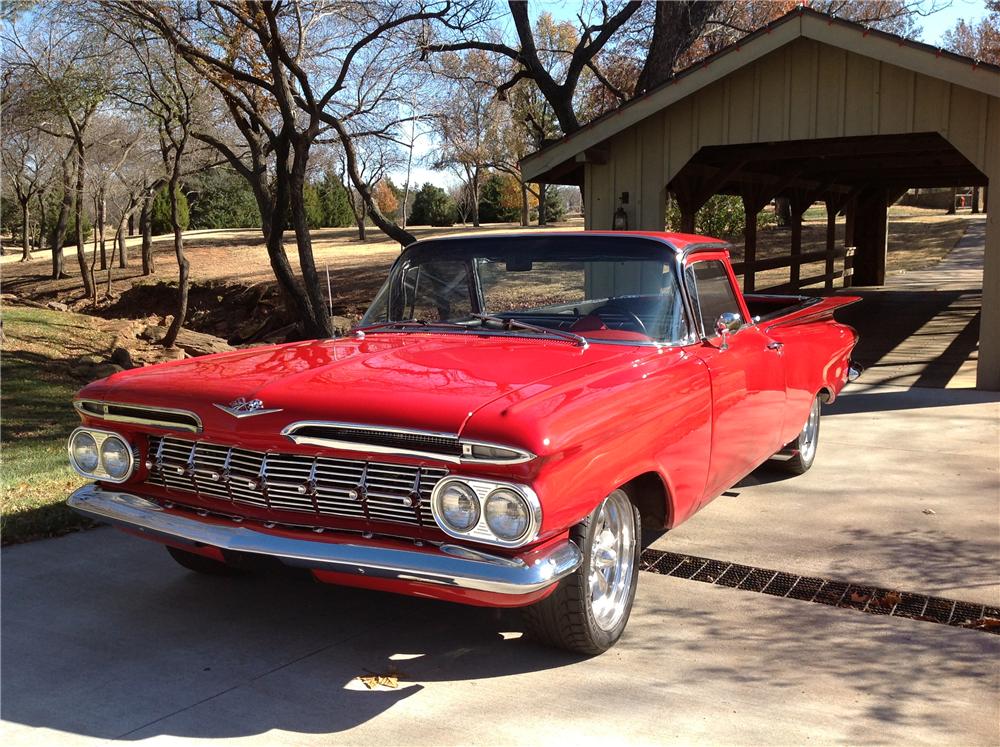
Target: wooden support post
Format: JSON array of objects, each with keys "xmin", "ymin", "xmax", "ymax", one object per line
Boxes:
[
  {"xmin": 824, "ymin": 198, "xmax": 837, "ymax": 289},
  {"xmin": 740, "ymin": 185, "xmax": 772, "ymax": 293},
  {"xmin": 743, "ymin": 199, "xmax": 758, "ymax": 293},
  {"xmin": 852, "ymin": 187, "xmax": 889, "ymax": 286},
  {"xmin": 787, "ymin": 190, "xmax": 813, "ymax": 288}
]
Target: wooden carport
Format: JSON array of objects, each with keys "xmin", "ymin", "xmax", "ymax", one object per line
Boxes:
[{"xmin": 521, "ymin": 7, "xmax": 1000, "ymax": 389}]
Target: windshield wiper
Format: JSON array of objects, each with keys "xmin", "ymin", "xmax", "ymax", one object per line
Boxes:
[
  {"xmin": 350, "ymin": 319, "xmax": 477, "ymax": 337},
  {"xmin": 471, "ymin": 314, "xmax": 588, "ymax": 348}
]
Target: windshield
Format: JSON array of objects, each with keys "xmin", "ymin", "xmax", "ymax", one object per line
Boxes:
[{"xmin": 360, "ymin": 236, "xmax": 693, "ymax": 345}]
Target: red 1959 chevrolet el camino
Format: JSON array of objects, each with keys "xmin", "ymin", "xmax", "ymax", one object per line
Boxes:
[{"xmin": 67, "ymin": 231, "xmax": 859, "ymax": 654}]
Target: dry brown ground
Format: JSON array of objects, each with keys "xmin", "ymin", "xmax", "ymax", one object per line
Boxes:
[{"xmin": 1, "ymin": 208, "xmax": 969, "ymax": 339}]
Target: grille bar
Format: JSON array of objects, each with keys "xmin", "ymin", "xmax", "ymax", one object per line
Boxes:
[{"xmin": 145, "ymin": 435, "xmax": 447, "ymax": 528}]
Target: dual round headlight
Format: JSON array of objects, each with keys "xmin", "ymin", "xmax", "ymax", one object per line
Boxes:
[
  {"xmin": 432, "ymin": 478, "xmax": 538, "ymax": 545},
  {"xmin": 68, "ymin": 428, "xmax": 134, "ymax": 482}
]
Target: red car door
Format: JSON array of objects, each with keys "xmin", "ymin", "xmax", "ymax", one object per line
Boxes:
[{"xmin": 684, "ymin": 254, "xmax": 787, "ymax": 502}]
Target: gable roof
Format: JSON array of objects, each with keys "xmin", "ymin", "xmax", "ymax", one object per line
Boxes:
[{"xmin": 521, "ymin": 6, "xmax": 1000, "ymax": 183}]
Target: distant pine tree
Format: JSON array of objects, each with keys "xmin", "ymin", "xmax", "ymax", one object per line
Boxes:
[{"xmin": 150, "ymin": 186, "xmax": 189, "ymax": 234}]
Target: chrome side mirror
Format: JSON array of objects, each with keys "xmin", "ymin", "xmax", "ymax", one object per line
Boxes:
[{"xmin": 714, "ymin": 312, "xmax": 742, "ymax": 350}]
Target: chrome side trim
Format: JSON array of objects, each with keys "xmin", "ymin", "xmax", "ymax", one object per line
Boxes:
[
  {"xmin": 74, "ymin": 400, "xmax": 203, "ymax": 433},
  {"xmin": 284, "ymin": 433, "xmax": 463, "ymax": 464},
  {"xmin": 67, "ymin": 485, "xmax": 581, "ymax": 596},
  {"xmin": 280, "ymin": 421, "xmax": 535, "ymax": 466}
]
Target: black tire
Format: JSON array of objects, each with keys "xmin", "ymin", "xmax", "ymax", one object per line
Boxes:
[
  {"xmin": 521, "ymin": 489, "xmax": 641, "ymax": 655},
  {"xmin": 166, "ymin": 546, "xmax": 246, "ymax": 576},
  {"xmin": 777, "ymin": 396, "xmax": 821, "ymax": 475}
]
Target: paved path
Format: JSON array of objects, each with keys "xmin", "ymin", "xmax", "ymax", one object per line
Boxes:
[
  {"xmin": 837, "ymin": 217, "xmax": 984, "ymax": 388},
  {"xmin": 3, "ymin": 381, "xmax": 998, "ymax": 746},
  {"xmin": 2, "ymin": 521, "xmax": 997, "ymax": 747}
]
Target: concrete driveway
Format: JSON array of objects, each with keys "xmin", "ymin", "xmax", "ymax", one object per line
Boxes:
[{"xmin": 2, "ymin": 383, "xmax": 998, "ymax": 746}]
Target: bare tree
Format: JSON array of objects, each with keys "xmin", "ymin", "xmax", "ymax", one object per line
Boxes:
[
  {"xmin": 429, "ymin": 50, "xmax": 500, "ymax": 226},
  {"xmin": 3, "ymin": 3, "xmax": 113, "ymax": 297},
  {"xmin": 0, "ymin": 112, "xmax": 57, "ymax": 261}
]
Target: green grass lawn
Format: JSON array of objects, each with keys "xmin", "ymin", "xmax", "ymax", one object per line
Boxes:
[{"xmin": 1, "ymin": 307, "xmax": 117, "ymax": 543}]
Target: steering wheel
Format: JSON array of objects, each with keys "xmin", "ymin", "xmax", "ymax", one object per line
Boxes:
[{"xmin": 592, "ymin": 304, "xmax": 648, "ymax": 335}]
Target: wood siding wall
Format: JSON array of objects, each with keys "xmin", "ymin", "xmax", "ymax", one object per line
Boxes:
[{"xmin": 584, "ymin": 37, "xmax": 998, "ymax": 234}]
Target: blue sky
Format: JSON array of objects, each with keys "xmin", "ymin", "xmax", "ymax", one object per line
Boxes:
[{"xmin": 399, "ymin": 0, "xmax": 992, "ymax": 190}]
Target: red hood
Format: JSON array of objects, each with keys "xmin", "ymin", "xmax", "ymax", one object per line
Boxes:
[{"xmin": 80, "ymin": 333, "xmax": 640, "ymax": 438}]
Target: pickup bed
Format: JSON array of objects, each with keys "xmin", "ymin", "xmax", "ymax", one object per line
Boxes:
[{"xmin": 66, "ymin": 231, "xmax": 859, "ymax": 654}]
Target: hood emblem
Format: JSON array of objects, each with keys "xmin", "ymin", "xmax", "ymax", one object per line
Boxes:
[{"xmin": 213, "ymin": 397, "xmax": 283, "ymax": 418}]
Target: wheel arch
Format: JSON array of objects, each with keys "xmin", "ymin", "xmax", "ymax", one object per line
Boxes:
[{"xmin": 619, "ymin": 471, "xmax": 673, "ymax": 530}]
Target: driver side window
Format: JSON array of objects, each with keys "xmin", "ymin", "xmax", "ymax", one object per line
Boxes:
[{"xmin": 686, "ymin": 260, "xmax": 741, "ymax": 338}]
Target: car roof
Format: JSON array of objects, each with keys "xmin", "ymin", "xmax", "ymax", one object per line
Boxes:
[{"xmin": 407, "ymin": 230, "xmax": 730, "ymax": 255}]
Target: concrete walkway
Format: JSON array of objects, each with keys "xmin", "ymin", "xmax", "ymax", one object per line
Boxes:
[
  {"xmin": 837, "ymin": 217, "xmax": 985, "ymax": 388},
  {"xmin": 3, "ymin": 380, "xmax": 998, "ymax": 746},
  {"xmin": 2, "ymin": 521, "xmax": 997, "ymax": 747}
]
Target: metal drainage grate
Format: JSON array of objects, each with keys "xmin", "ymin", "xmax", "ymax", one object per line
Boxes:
[{"xmin": 640, "ymin": 549, "xmax": 1000, "ymax": 635}]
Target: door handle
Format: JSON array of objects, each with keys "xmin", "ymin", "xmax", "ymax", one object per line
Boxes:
[{"xmin": 767, "ymin": 341, "xmax": 783, "ymax": 351}]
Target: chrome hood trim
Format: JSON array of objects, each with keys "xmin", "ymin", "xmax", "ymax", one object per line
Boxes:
[
  {"xmin": 68, "ymin": 485, "xmax": 580, "ymax": 595},
  {"xmin": 280, "ymin": 421, "xmax": 535, "ymax": 466},
  {"xmin": 74, "ymin": 399, "xmax": 202, "ymax": 433}
]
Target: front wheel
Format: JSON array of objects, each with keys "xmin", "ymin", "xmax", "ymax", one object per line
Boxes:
[
  {"xmin": 777, "ymin": 396, "xmax": 821, "ymax": 475},
  {"xmin": 521, "ymin": 489, "xmax": 641, "ymax": 655}
]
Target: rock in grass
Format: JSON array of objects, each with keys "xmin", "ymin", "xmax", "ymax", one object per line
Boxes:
[
  {"xmin": 110, "ymin": 347, "xmax": 136, "ymax": 370},
  {"xmin": 139, "ymin": 324, "xmax": 234, "ymax": 357}
]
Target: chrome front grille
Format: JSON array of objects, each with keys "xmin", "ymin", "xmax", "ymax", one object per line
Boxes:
[{"xmin": 145, "ymin": 435, "xmax": 447, "ymax": 527}]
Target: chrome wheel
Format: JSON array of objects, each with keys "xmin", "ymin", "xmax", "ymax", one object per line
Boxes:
[
  {"xmin": 588, "ymin": 490, "xmax": 636, "ymax": 632},
  {"xmin": 799, "ymin": 397, "xmax": 821, "ymax": 464}
]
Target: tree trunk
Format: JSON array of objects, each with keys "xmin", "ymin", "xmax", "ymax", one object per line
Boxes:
[
  {"xmin": 74, "ymin": 143, "xmax": 96, "ymax": 299},
  {"xmin": 98, "ymin": 189, "xmax": 107, "ymax": 271},
  {"xmin": 163, "ymin": 170, "xmax": 189, "ymax": 349},
  {"xmin": 51, "ymin": 153, "xmax": 73, "ymax": 279},
  {"xmin": 117, "ymin": 211, "xmax": 129, "ymax": 268},
  {"xmin": 775, "ymin": 197, "xmax": 791, "ymax": 227},
  {"xmin": 520, "ymin": 183, "xmax": 529, "ymax": 227},
  {"xmin": 635, "ymin": 1, "xmax": 717, "ymax": 95},
  {"xmin": 140, "ymin": 193, "xmax": 155, "ymax": 275},
  {"xmin": 288, "ymin": 138, "xmax": 334, "ymax": 338},
  {"xmin": 128, "ymin": 212, "xmax": 135, "ymax": 236},
  {"xmin": 20, "ymin": 201, "xmax": 31, "ymax": 261},
  {"xmin": 351, "ymin": 191, "xmax": 367, "ymax": 241},
  {"xmin": 35, "ymin": 191, "xmax": 47, "ymax": 258},
  {"xmin": 325, "ymin": 114, "xmax": 416, "ymax": 246}
]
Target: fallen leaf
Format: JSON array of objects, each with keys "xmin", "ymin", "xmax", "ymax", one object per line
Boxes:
[
  {"xmin": 922, "ymin": 508, "xmax": 936, "ymax": 515},
  {"xmin": 963, "ymin": 617, "xmax": 1000, "ymax": 631},
  {"xmin": 877, "ymin": 591, "xmax": 903, "ymax": 608},
  {"xmin": 849, "ymin": 591, "xmax": 871, "ymax": 605},
  {"xmin": 356, "ymin": 668, "xmax": 403, "ymax": 690}
]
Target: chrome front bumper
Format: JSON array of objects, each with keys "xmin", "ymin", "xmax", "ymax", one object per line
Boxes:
[{"xmin": 67, "ymin": 485, "xmax": 582, "ymax": 596}]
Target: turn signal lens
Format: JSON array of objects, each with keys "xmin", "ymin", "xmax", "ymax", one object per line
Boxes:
[
  {"xmin": 484, "ymin": 489, "xmax": 531, "ymax": 541},
  {"xmin": 469, "ymin": 444, "xmax": 524, "ymax": 461},
  {"xmin": 70, "ymin": 431, "xmax": 100, "ymax": 473},
  {"xmin": 435, "ymin": 480, "xmax": 480, "ymax": 532}
]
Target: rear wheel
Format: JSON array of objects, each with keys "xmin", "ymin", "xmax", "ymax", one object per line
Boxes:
[
  {"xmin": 166, "ymin": 546, "xmax": 246, "ymax": 576},
  {"xmin": 777, "ymin": 396, "xmax": 821, "ymax": 475},
  {"xmin": 521, "ymin": 489, "xmax": 641, "ymax": 655}
]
